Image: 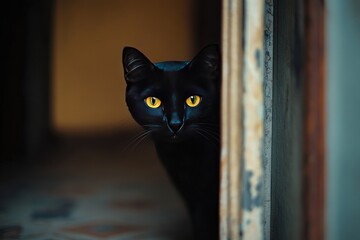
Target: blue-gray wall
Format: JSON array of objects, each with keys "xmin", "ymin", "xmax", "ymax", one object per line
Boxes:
[{"xmin": 327, "ymin": 0, "xmax": 360, "ymax": 239}]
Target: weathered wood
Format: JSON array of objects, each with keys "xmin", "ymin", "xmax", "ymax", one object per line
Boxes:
[
  {"xmin": 220, "ymin": 0, "xmax": 243, "ymax": 239},
  {"xmin": 271, "ymin": 0, "xmax": 304, "ymax": 239},
  {"xmin": 263, "ymin": 0, "xmax": 274, "ymax": 239},
  {"xmin": 303, "ymin": 0, "xmax": 326, "ymax": 239},
  {"xmin": 241, "ymin": 0, "xmax": 265, "ymax": 239},
  {"xmin": 220, "ymin": 0, "xmax": 265, "ymax": 239}
]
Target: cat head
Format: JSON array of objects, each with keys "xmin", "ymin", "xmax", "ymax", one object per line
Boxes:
[{"xmin": 122, "ymin": 45, "xmax": 220, "ymax": 142}]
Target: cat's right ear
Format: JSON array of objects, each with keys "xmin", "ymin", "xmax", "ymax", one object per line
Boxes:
[{"xmin": 122, "ymin": 47, "xmax": 155, "ymax": 83}]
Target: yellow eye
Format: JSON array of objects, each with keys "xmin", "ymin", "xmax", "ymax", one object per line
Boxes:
[
  {"xmin": 186, "ymin": 95, "xmax": 201, "ymax": 107},
  {"xmin": 145, "ymin": 97, "xmax": 161, "ymax": 108}
]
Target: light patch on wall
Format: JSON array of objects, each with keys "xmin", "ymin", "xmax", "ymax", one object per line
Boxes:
[{"xmin": 52, "ymin": 0, "xmax": 195, "ymax": 133}]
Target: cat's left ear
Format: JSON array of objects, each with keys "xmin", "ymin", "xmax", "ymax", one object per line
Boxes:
[
  {"xmin": 188, "ymin": 44, "xmax": 220, "ymax": 79},
  {"xmin": 122, "ymin": 47, "xmax": 155, "ymax": 83}
]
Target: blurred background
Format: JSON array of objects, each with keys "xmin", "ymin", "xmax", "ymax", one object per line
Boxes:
[
  {"xmin": 1, "ymin": 0, "xmax": 220, "ymax": 239},
  {"xmin": 2, "ymin": 0, "xmax": 360, "ymax": 239}
]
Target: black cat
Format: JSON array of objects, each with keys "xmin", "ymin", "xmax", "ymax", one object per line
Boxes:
[{"xmin": 122, "ymin": 45, "xmax": 220, "ymax": 240}]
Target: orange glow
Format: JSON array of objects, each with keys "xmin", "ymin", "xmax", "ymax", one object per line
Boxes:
[{"xmin": 52, "ymin": 0, "xmax": 195, "ymax": 133}]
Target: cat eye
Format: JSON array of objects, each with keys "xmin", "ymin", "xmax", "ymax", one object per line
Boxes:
[
  {"xmin": 186, "ymin": 95, "xmax": 201, "ymax": 107},
  {"xmin": 145, "ymin": 96, "xmax": 161, "ymax": 108}
]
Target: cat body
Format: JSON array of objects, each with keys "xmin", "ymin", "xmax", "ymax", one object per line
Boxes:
[{"xmin": 122, "ymin": 45, "xmax": 220, "ymax": 240}]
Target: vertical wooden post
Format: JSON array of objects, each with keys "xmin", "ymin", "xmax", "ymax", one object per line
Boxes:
[
  {"xmin": 271, "ymin": 0, "xmax": 305, "ymax": 238},
  {"xmin": 263, "ymin": 1, "xmax": 274, "ymax": 239},
  {"xmin": 221, "ymin": 0, "xmax": 265, "ymax": 239},
  {"xmin": 242, "ymin": 0, "xmax": 265, "ymax": 239},
  {"xmin": 303, "ymin": 0, "xmax": 325, "ymax": 239},
  {"xmin": 220, "ymin": 0, "xmax": 243, "ymax": 238}
]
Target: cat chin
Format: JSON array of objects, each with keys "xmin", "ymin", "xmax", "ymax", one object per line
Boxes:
[
  {"xmin": 150, "ymin": 130, "xmax": 191, "ymax": 143},
  {"xmin": 152, "ymin": 134, "xmax": 185, "ymax": 143},
  {"xmin": 166, "ymin": 136, "xmax": 182, "ymax": 143}
]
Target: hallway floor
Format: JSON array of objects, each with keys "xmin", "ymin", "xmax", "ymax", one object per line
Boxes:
[{"xmin": 0, "ymin": 132, "xmax": 191, "ymax": 240}]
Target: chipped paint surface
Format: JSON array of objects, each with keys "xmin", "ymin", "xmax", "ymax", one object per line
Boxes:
[
  {"xmin": 242, "ymin": 0, "xmax": 265, "ymax": 239},
  {"xmin": 263, "ymin": 0, "xmax": 273, "ymax": 239},
  {"xmin": 221, "ymin": 0, "xmax": 265, "ymax": 239}
]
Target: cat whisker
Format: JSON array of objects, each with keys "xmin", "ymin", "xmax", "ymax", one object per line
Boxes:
[
  {"xmin": 191, "ymin": 125, "xmax": 220, "ymax": 137},
  {"xmin": 195, "ymin": 122, "xmax": 219, "ymax": 127},
  {"xmin": 196, "ymin": 128, "xmax": 220, "ymax": 143},
  {"xmin": 195, "ymin": 126, "xmax": 219, "ymax": 134},
  {"xmin": 127, "ymin": 129, "xmax": 152, "ymax": 142},
  {"xmin": 194, "ymin": 129, "xmax": 218, "ymax": 148},
  {"xmin": 122, "ymin": 129, "xmax": 153, "ymax": 154},
  {"xmin": 128, "ymin": 130, "xmax": 153, "ymax": 152},
  {"xmin": 142, "ymin": 124, "xmax": 162, "ymax": 128},
  {"xmin": 194, "ymin": 123, "xmax": 220, "ymax": 131}
]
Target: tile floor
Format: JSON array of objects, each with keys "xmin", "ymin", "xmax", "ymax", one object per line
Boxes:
[{"xmin": 0, "ymin": 132, "xmax": 192, "ymax": 240}]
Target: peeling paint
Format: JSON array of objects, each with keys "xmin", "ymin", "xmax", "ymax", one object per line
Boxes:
[
  {"xmin": 263, "ymin": 0, "xmax": 273, "ymax": 239},
  {"xmin": 221, "ymin": 0, "xmax": 265, "ymax": 239},
  {"xmin": 255, "ymin": 49, "xmax": 261, "ymax": 68},
  {"xmin": 243, "ymin": 171, "xmax": 263, "ymax": 211},
  {"xmin": 241, "ymin": 0, "xmax": 265, "ymax": 239}
]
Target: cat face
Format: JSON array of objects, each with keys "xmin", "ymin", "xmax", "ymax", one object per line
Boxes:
[{"xmin": 122, "ymin": 45, "xmax": 220, "ymax": 142}]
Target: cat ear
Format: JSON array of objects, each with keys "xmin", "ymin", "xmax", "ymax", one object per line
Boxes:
[
  {"xmin": 188, "ymin": 44, "xmax": 220, "ymax": 79},
  {"xmin": 122, "ymin": 47, "xmax": 155, "ymax": 83}
]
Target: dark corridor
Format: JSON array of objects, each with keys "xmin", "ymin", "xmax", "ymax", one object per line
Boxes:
[{"xmin": 1, "ymin": 0, "xmax": 220, "ymax": 239}]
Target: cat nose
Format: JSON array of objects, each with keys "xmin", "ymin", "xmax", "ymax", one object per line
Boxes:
[
  {"xmin": 169, "ymin": 122, "xmax": 182, "ymax": 133},
  {"xmin": 168, "ymin": 119, "xmax": 182, "ymax": 134}
]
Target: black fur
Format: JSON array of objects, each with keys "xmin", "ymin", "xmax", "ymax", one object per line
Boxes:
[{"xmin": 122, "ymin": 45, "xmax": 220, "ymax": 240}]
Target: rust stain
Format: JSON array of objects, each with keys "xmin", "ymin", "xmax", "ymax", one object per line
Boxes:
[{"xmin": 303, "ymin": 0, "xmax": 326, "ymax": 239}]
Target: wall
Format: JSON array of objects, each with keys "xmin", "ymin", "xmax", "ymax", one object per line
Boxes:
[
  {"xmin": 1, "ymin": 0, "xmax": 53, "ymax": 161},
  {"xmin": 327, "ymin": 0, "xmax": 360, "ymax": 239},
  {"xmin": 52, "ymin": 0, "xmax": 195, "ymax": 133}
]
